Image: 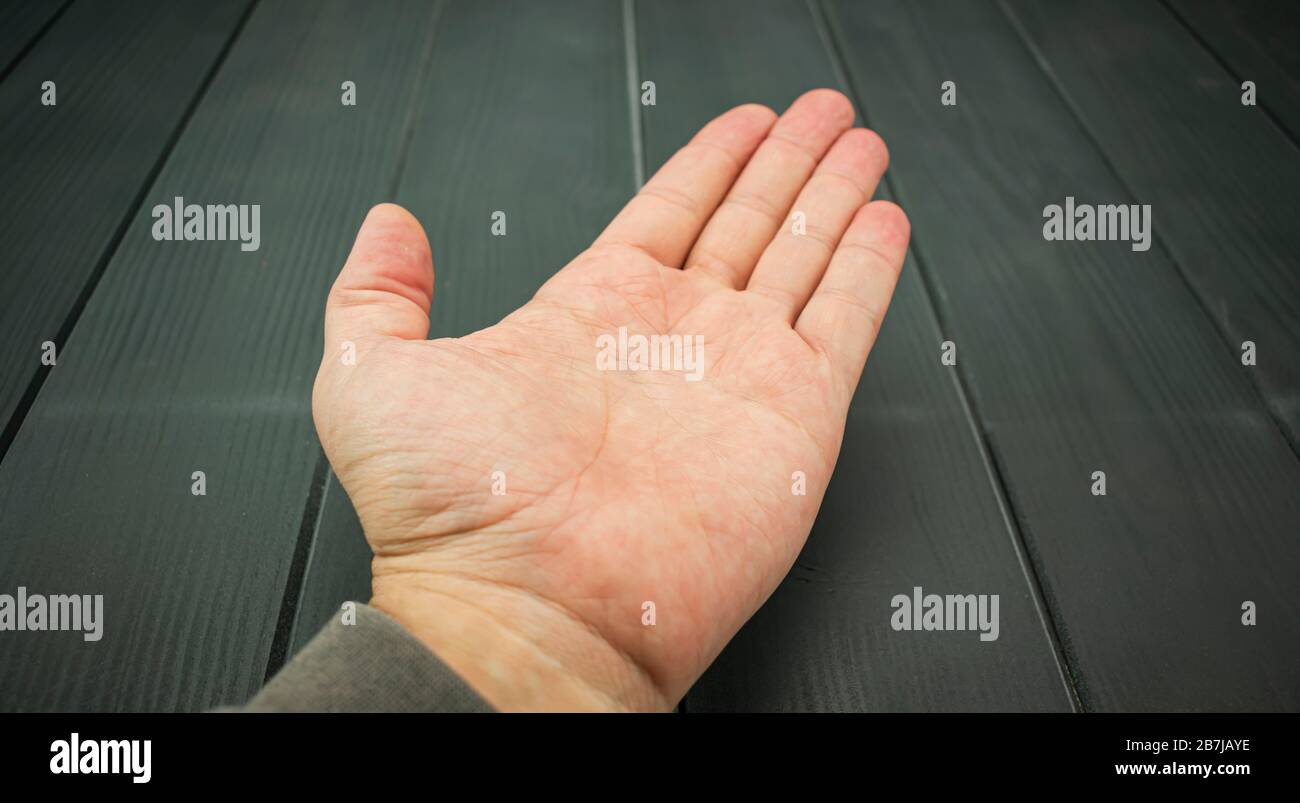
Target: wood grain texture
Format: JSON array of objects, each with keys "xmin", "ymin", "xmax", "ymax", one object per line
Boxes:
[
  {"xmin": 1005, "ymin": 0, "xmax": 1300, "ymax": 448},
  {"xmin": 826, "ymin": 0, "xmax": 1300, "ymax": 710},
  {"xmin": 286, "ymin": 471, "xmax": 370, "ymax": 657},
  {"xmin": 0, "ymin": 0, "xmax": 252, "ymax": 455},
  {"xmin": 1167, "ymin": 0, "xmax": 1300, "ymax": 144},
  {"xmin": 0, "ymin": 0, "xmax": 440, "ymax": 711},
  {"xmin": 640, "ymin": 0, "xmax": 1072, "ymax": 711},
  {"xmin": 0, "ymin": 0, "xmax": 67, "ymax": 77},
  {"xmin": 289, "ymin": 0, "xmax": 636, "ymax": 651}
]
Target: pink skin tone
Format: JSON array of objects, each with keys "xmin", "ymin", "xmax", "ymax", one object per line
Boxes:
[{"xmin": 312, "ymin": 89, "xmax": 910, "ymax": 711}]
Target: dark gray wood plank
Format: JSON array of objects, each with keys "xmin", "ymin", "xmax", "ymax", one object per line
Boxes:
[
  {"xmin": 286, "ymin": 471, "xmax": 370, "ymax": 657},
  {"xmin": 0, "ymin": 0, "xmax": 252, "ymax": 458},
  {"xmin": 289, "ymin": 0, "xmax": 636, "ymax": 652},
  {"xmin": 0, "ymin": 0, "xmax": 68, "ymax": 78},
  {"xmin": 0, "ymin": 0, "xmax": 440, "ymax": 712},
  {"xmin": 826, "ymin": 0, "xmax": 1300, "ymax": 710},
  {"xmin": 640, "ymin": 0, "xmax": 1072, "ymax": 711},
  {"xmin": 1167, "ymin": 0, "xmax": 1300, "ymax": 144},
  {"xmin": 1005, "ymin": 0, "xmax": 1300, "ymax": 448}
]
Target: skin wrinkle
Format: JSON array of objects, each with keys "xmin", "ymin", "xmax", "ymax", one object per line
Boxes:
[
  {"xmin": 357, "ymin": 416, "xmax": 560, "ymax": 554},
  {"xmin": 705, "ymin": 317, "xmax": 758, "ymax": 378},
  {"xmin": 812, "ymin": 284, "xmax": 885, "ymax": 326},
  {"xmin": 684, "ymin": 243, "xmax": 747, "ymax": 286},
  {"xmin": 664, "ymin": 281, "xmax": 710, "ymax": 332},
  {"xmin": 391, "ymin": 354, "xmax": 608, "ymax": 551},
  {"xmin": 578, "ymin": 240, "xmax": 658, "ymax": 268},
  {"xmin": 330, "ymin": 284, "xmax": 429, "ymax": 319},
  {"xmin": 407, "ymin": 486, "xmax": 653, "ymax": 643},
  {"xmin": 636, "ymin": 182, "xmax": 706, "ymax": 228},
  {"xmin": 374, "ymin": 570, "xmax": 666, "ymax": 711},
  {"xmin": 782, "ymin": 217, "xmax": 844, "ymax": 254},
  {"xmin": 564, "ymin": 272, "xmax": 667, "ymax": 333},
  {"xmin": 712, "ymin": 188, "xmax": 789, "ymax": 230},
  {"xmin": 563, "ymin": 371, "xmax": 612, "ymax": 514},
  {"xmin": 379, "ymin": 467, "xmax": 585, "ymax": 563},
  {"xmin": 679, "ymin": 135, "xmax": 760, "ymax": 176},
  {"xmin": 748, "ymin": 281, "xmax": 807, "ymax": 316},
  {"xmin": 651, "ymin": 251, "xmax": 673, "ymax": 330},
  {"xmin": 389, "ymin": 461, "xmax": 569, "ymax": 555},
  {"xmin": 763, "ymin": 129, "xmax": 829, "ymax": 166},
  {"xmin": 814, "ymin": 168, "xmax": 873, "ymax": 202},
  {"xmin": 834, "ymin": 239, "xmax": 900, "ymax": 275},
  {"xmin": 619, "ymin": 288, "xmax": 673, "ymax": 334}
]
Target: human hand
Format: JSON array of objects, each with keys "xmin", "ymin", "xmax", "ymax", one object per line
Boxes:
[{"xmin": 311, "ymin": 89, "xmax": 908, "ymax": 711}]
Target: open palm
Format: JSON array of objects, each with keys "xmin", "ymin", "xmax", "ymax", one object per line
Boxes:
[{"xmin": 312, "ymin": 90, "xmax": 909, "ymax": 711}]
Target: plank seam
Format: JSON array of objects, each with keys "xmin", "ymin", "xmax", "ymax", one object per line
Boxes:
[
  {"xmin": 809, "ymin": 0, "xmax": 1083, "ymax": 712},
  {"xmin": 623, "ymin": 0, "xmax": 646, "ymax": 189},
  {"xmin": 264, "ymin": 451, "xmax": 331, "ymax": 681},
  {"xmin": 894, "ymin": 216, "xmax": 1086, "ymax": 714},
  {"xmin": 1158, "ymin": 0, "xmax": 1299, "ymax": 149},
  {"xmin": 388, "ymin": 0, "xmax": 448, "ymax": 203},
  {"xmin": 996, "ymin": 0, "xmax": 1300, "ymax": 462},
  {"xmin": 978, "ymin": 430, "xmax": 1090, "ymax": 711},
  {"xmin": 0, "ymin": 0, "xmax": 262, "ymax": 468},
  {"xmin": 0, "ymin": 0, "xmax": 74, "ymax": 84},
  {"xmin": 270, "ymin": 0, "xmax": 448, "ymax": 672}
]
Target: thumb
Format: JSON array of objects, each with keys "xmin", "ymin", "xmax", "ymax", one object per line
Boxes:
[{"xmin": 323, "ymin": 203, "xmax": 434, "ymax": 353}]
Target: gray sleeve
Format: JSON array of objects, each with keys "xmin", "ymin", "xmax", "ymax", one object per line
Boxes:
[{"xmin": 233, "ymin": 603, "xmax": 494, "ymax": 713}]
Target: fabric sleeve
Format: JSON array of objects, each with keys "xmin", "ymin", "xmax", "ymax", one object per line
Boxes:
[{"xmin": 233, "ymin": 603, "xmax": 493, "ymax": 713}]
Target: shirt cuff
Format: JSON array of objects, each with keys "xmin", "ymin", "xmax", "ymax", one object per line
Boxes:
[{"xmin": 236, "ymin": 603, "xmax": 493, "ymax": 713}]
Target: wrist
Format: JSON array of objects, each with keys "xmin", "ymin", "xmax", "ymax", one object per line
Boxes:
[{"xmin": 370, "ymin": 564, "xmax": 670, "ymax": 712}]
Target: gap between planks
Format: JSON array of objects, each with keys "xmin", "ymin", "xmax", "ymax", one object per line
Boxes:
[
  {"xmin": 995, "ymin": 0, "xmax": 1300, "ymax": 466},
  {"xmin": 1156, "ymin": 0, "xmax": 1299, "ymax": 150},
  {"xmin": 270, "ymin": 0, "xmax": 449, "ymax": 678},
  {"xmin": 0, "ymin": 0, "xmax": 73, "ymax": 83},
  {"xmin": 0, "ymin": 0, "xmax": 262, "ymax": 467},
  {"xmin": 808, "ymin": 0, "xmax": 1084, "ymax": 712}
]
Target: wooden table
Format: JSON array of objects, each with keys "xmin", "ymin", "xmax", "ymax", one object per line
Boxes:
[{"xmin": 0, "ymin": 0, "xmax": 1296, "ymax": 711}]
